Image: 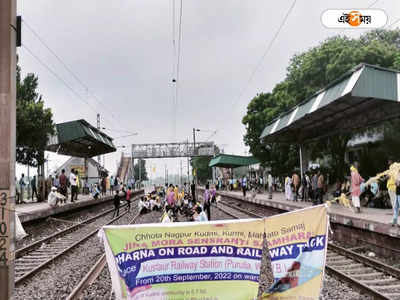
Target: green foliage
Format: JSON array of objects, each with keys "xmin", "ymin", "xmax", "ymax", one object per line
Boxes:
[
  {"xmin": 242, "ymin": 29, "xmax": 400, "ymax": 180},
  {"xmin": 191, "ymin": 156, "xmax": 212, "ymax": 184},
  {"xmin": 134, "ymin": 159, "xmax": 148, "ymax": 181},
  {"xmin": 16, "ymin": 64, "xmax": 55, "ymax": 166}
]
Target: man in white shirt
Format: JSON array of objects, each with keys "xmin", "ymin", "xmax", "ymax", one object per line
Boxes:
[
  {"xmin": 268, "ymin": 173, "xmax": 273, "ymax": 199},
  {"xmin": 194, "ymin": 206, "xmax": 208, "ymax": 222},
  {"xmin": 69, "ymin": 169, "xmax": 78, "ymax": 202},
  {"xmin": 48, "ymin": 186, "xmax": 65, "ymax": 208}
]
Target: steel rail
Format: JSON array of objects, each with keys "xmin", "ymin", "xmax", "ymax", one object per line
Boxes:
[
  {"xmin": 16, "ymin": 205, "xmax": 119, "ymax": 258},
  {"xmin": 215, "ymin": 200, "xmax": 400, "ymax": 300},
  {"xmin": 66, "ymin": 212, "xmax": 142, "ymax": 300},
  {"xmin": 15, "ymin": 196, "xmax": 142, "ymax": 285}
]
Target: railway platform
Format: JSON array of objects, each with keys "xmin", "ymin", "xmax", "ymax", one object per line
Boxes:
[
  {"xmin": 215, "ymin": 189, "xmax": 399, "ymax": 237},
  {"xmin": 16, "ymin": 189, "xmax": 144, "ymax": 223},
  {"xmin": 196, "ymin": 187, "xmax": 400, "ymax": 256}
]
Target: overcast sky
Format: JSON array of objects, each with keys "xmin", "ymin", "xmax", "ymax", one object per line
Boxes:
[{"xmin": 15, "ymin": 0, "xmax": 400, "ymax": 179}]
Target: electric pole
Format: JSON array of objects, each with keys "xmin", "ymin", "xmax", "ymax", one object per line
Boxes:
[
  {"xmin": 180, "ymin": 160, "xmax": 182, "ymax": 185},
  {"xmin": 0, "ymin": 0, "xmax": 17, "ymax": 298},
  {"xmin": 187, "ymin": 139, "xmax": 190, "ymax": 183},
  {"xmin": 97, "ymin": 113, "xmax": 101, "ymax": 165}
]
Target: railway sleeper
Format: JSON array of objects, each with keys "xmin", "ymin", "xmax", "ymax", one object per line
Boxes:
[
  {"xmin": 359, "ymin": 278, "xmax": 398, "ymax": 284},
  {"xmin": 344, "ymin": 267, "xmax": 376, "ymax": 274},
  {"xmin": 381, "ymin": 292, "xmax": 400, "ymax": 298},
  {"xmin": 326, "ymin": 255, "xmax": 346, "ymax": 260},
  {"xmin": 331, "ymin": 263, "xmax": 363, "ymax": 270},
  {"xmin": 369, "ymin": 284, "xmax": 400, "ymax": 290},
  {"xmin": 326, "ymin": 259, "xmax": 353, "ymax": 265}
]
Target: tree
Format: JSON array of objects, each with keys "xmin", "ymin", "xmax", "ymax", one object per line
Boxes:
[
  {"xmin": 191, "ymin": 156, "xmax": 212, "ymax": 184},
  {"xmin": 243, "ymin": 29, "xmax": 400, "ymax": 180},
  {"xmin": 16, "ymin": 63, "xmax": 55, "ymax": 167},
  {"xmin": 133, "ymin": 159, "xmax": 148, "ymax": 181}
]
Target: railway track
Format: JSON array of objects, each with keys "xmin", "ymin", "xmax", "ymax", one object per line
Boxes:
[
  {"xmin": 63, "ymin": 199, "xmax": 400, "ymax": 300},
  {"xmin": 14, "ymin": 197, "xmax": 140, "ymax": 285},
  {"xmin": 215, "ymin": 200, "xmax": 400, "ymax": 300},
  {"xmin": 66, "ymin": 210, "xmax": 159, "ymax": 300}
]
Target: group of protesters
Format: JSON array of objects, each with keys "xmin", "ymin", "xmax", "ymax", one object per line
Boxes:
[
  {"xmin": 149, "ymin": 182, "xmax": 217, "ymax": 224},
  {"xmin": 283, "ymin": 170, "xmax": 326, "ymax": 205}
]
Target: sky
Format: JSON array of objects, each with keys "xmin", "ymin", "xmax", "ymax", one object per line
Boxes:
[{"xmin": 15, "ymin": 0, "xmax": 400, "ymax": 179}]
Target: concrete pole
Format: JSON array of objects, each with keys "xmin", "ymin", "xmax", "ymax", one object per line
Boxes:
[
  {"xmin": 139, "ymin": 159, "xmax": 141, "ymax": 186},
  {"xmin": 180, "ymin": 160, "xmax": 182, "ymax": 186},
  {"xmin": 0, "ymin": 0, "xmax": 16, "ymax": 298},
  {"xmin": 97, "ymin": 114, "xmax": 100, "ymax": 164}
]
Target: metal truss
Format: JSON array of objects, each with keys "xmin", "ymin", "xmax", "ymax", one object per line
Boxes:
[{"xmin": 131, "ymin": 142, "xmax": 215, "ymax": 159}]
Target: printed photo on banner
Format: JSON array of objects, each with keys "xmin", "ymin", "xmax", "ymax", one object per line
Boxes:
[{"xmin": 261, "ymin": 205, "xmax": 328, "ymax": 300}]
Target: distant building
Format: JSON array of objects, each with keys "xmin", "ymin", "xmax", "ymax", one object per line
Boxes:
[{"xmin": 53, "ymin": 157, "xmax": 108, "ymax": 185}]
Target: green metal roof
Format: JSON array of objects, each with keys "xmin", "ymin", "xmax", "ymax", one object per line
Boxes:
[
  {"xmin": 209, "ymin": 154, "xmax": 259, "ymax": 168},
  {"xmin": 260, "ymin": 64, "xmax": 400, "ymax": 143},
  {"xmin": 46, "ymin": 119, "xmax": 116, "ymax": 157}
]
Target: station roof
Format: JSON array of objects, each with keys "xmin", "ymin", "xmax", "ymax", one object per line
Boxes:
[
  {"xmin": 209, "ymin": 154, "xmax": 259, "ymax": 169},
  {"xmin": 46, "ymin": 119, "xmax": 116, "ymax": 157},
  {"xmin": 260, "ymin": 64, "xmax": 400, "ymax": 143}
]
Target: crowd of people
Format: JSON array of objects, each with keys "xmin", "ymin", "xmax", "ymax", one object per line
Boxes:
[
  {"xmin": 14, "ymin": 169, "xmax": 128, "ymax": 208},
  {"xmin": 126, "ymin": 182, "xmax": 217, "ymax": 224}
]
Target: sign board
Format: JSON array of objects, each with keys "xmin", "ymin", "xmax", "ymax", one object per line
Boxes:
[{"xmin": 100, "ymin": 205, "xmax": 328, "ymax": 300}]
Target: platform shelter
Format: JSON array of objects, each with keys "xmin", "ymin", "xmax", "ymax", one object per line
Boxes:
[
  {"xmin": 46, "ymin": 119, "xmax": 116, "ymax": 157},
  {"xmin": 260, "ymin": 63, "xmax": 400, "ymax": 174}
]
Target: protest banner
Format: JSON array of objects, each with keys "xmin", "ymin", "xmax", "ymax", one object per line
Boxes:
[
  {"xmin": 100, "ymin": 218, "xmax": 265, "ymax": 300},
  {"xmin": 261, "ymin": 205, "xmax": 328, "ymax": 299}
]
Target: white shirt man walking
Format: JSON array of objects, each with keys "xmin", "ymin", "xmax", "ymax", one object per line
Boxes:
[
  {"xmin": 268, "ymin": 173, "xmax": 273, "ymax": 199},
  {"xmin": 69, "ymin": 169, "xmax": 78, "ymax": 202}
]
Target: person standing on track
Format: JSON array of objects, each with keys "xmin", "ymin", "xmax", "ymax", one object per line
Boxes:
[
  {"xmin": 113, "ymin": 190, "xmax": 121, "ymax": 217},
  {"xmin": 167, "ymin": 184, "xmax": 176, "ymax": 207},
  {"xmin": 203, "ymin": 184, "xmax": 211, "ymax": 221},
  {"xmin": 126, "ymin": 186, "xmax": 132, "ymax": 212},
  {"xmin": 191, "ymin": 181, "xmax": 196, "ymax": 203},
  {"xmin": 210, "ymin": 185, "xmax": 216, "ymax": 203}
]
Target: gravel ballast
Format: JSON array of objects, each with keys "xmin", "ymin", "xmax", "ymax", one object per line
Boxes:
[
  {"xmin": 14, "ymin": 203, "xmax": 154, "ymax": 300},
  {"xmin": 27, "ymin": 201, "xmax": 373, "ymax": 300}
]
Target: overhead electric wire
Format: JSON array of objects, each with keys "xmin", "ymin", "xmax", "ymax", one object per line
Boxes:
[
  {"xmin": 388, "ymin": 16, "xmax": 400, "ymax": 28},
  {"xmin": 172, "ymin": 0, "xmax": 183, "ymax": 141},
  {"xmin": 232, "ymin": 0, "xmax": 297, "ymax": 108},
  {"xmin": 22, "ymin": 18, "xmax": 126, "ymax": 129},
  {"xmin": 171, "ymin": 0, "xmax": 177, "ymax": 140},
  {"xmin": 21, "ymin": 44, "xmax": 98, "ymax": 114},
  {"xmin": 22, "ymin": 44, "xmax": 116, "ymax": 129}
]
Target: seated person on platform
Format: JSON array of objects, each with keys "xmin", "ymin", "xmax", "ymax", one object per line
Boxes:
[
  {"xmin": 193, "ymin": 206, "xmax": 208, "ymax": 222},
  {"xmin": 138, "ymin": 197, "xmax": 148, "ymax": 214},
  {"xmin": 92, "ymin": 184, "xmax": 100, "ymax": 200},
  {"xmin": 149, "ymin": 196, "xmax": 156, "ymax": 211},
  {"xmin": 333, "ymin": 182, "xmax": 342, "ymax": 198},
  {"xmin": 48, "ymin": 186, "xmax": 66, "ymax": 208}
]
